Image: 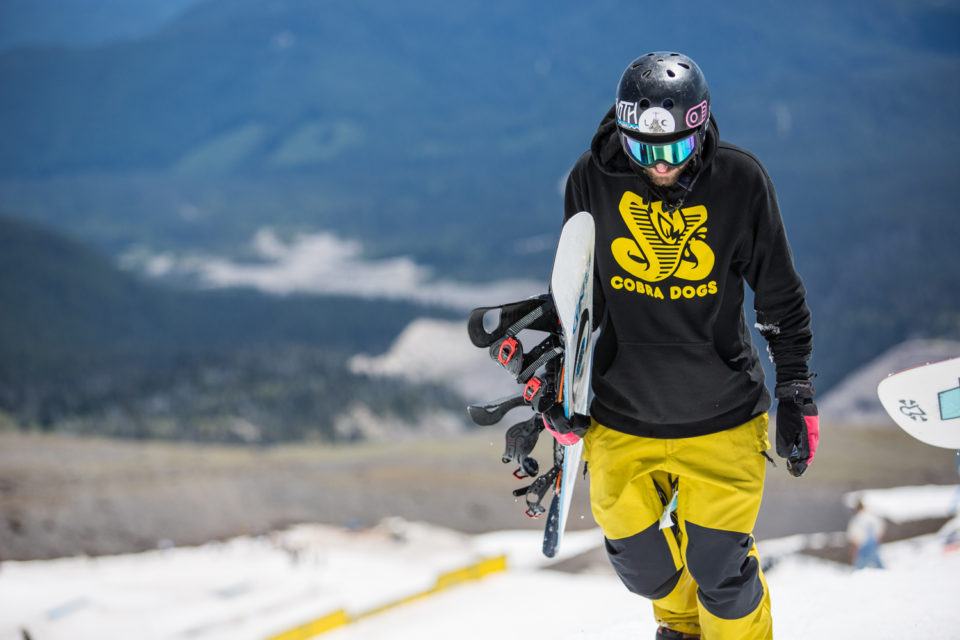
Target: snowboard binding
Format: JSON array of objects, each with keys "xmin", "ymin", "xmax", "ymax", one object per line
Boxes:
[
  {"xmin": 512, "ymin": 435, "xmax": 565, "ymax": 519},
  {"xmin": 502, "ymin": 414, "xmax": 543, "ymax": 478},
  {"xmin": 468, "ymin": 295, "xmax": 563, "ymax": 384},
  {"xmin": 466, "ymin": 294, "xmax": 569, "ymax": 517}
]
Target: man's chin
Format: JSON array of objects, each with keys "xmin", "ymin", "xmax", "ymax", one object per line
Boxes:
[
  {"xmin": 644, "ymin": 162, "xmax": 687, "ymax": 187},
  {"xmin": 646, "ymin": 171, "xmax": 681, "ymax": 186}
]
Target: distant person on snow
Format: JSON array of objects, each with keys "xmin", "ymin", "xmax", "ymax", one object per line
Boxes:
[
  {"xmin": 847, "ymin": 498, "xmax": 886, "ymax": 569},
  {"xmin": 543, "ymin": 52, "xmax": 817, "ymax": 640}
]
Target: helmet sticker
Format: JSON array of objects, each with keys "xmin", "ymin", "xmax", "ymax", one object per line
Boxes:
[
  {"xmin": 617, "ymin": 101, "xmax": 677, "ymax": 134},
  {"xmin": 639, "ymin": 107, "xmax": 675, "ymax": 134},
  {"xmin": 616, "ymin": 100, "xmax": 640, "ymax": 130},
  {"xmin": 685, "ymin": 100, "xmax": 709, "ymax": 128}
]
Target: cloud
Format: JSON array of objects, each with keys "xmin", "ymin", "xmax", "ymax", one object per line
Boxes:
[
  {"xmin": 774, "ymin": 102, "xmax": 793, "ymax": 138},
  {"xmin": 128, "ymin": 228, "xmax": 544, "ymax": 312}
]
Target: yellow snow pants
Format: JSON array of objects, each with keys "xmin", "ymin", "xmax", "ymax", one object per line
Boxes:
[{"xmin": 583, "ymin": 413, "xmax": 773, "ymax": 640}]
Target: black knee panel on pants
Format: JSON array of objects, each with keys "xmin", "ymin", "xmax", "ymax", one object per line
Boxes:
[
  {"xmin": 605, "ymin": 523, "xmax": 682, "ymax": 600},
  {"xmin": 685, "ymin": 522, "xmax": 764, "ymax": 619}
]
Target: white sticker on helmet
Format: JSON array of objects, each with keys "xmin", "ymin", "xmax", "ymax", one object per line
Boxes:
[
  {"xmin": 617, "ymin": 102, "xmax": 676, "ymax": 134},
  {"xmin": 639, "ymin": 107, "xmax": 675, "ymax": 134}
]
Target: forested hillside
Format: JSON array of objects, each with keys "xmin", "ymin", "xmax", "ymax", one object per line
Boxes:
[
  {"xmin": 0, "ymin": 216, "xmax": 463, "ymax": 441},
  {"xmin": 0, "ymin": 0, "xmax": 957, "ymax": 432}
]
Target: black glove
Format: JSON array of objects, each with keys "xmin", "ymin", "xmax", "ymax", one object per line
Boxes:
[
  {"xmin": 541, "ymin": 403, "xmax": 590, "ymax": 445},
  {"xmin": 775, "ymin": 380, "xmax": 820, "ymax": 477}
]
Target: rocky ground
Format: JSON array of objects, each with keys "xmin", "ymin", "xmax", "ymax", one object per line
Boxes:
[{"xmin": 0, "ymin": 421, "xmax": 956, "ymax": 562}]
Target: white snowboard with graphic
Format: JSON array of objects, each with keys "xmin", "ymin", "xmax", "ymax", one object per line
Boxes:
[
  {"xmin": 877, "ymin": 356, "xmax": 960, "ymax": 449},
  {"xmin": 542, "ymin": 211, "xmax": 595, "ymax": 558}
]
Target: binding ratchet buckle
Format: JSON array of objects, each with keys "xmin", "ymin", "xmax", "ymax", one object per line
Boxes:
[
  {"xmin": 496, "ymin": 337, "xmax": 520, "ymax": 366},
  {"xmin": 522, "ymin": 377, "xmax": 543, "ymax": 402}
]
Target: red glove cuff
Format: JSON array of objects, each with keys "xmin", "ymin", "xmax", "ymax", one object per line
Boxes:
[
  {"xmin": 805, "ymin": 413, "xmax": 820, "ymax": 463},
  {"xmin": 542, "ymin": 414, "xmax": 581, "ymax": 446}
]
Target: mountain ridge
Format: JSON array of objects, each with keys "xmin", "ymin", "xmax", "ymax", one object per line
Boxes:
[
  {"xmin": 0, "ymin": 1, "xmax": 958, "ymax": 397},
  {"xmin": 0, "ymin": 214, "xmax": 465, "ymax": 441}
]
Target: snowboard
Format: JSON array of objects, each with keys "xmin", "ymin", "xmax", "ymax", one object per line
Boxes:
[
  {"xmin": 877, "ymin": 356, "xmax": 960, "ymax": 449},
  {"xmin": 541, "ymin": 211, "xmax": 595, "ymax": 558}
]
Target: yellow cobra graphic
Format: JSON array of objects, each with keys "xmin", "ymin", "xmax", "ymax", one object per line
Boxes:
[{"xmin": 612, "ymin": 191, "xmax": 714, "ymax": 282}]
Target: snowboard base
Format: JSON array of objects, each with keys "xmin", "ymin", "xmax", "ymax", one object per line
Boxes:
[{"xmin": 877, "ymin": 356, "xmax": 960, "ymax": 449}]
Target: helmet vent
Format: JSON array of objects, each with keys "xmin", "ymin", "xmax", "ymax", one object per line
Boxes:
[{"xmin": 617, "ymin": 53, "xmax": 709, "ymax": 131}]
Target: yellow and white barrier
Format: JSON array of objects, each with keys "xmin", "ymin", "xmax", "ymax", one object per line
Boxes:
[{"xmin": 266, "ymin": 554, "xmax": 508, "ymax": 640}]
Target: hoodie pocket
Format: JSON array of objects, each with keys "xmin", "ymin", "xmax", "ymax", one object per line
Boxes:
[{"xmin": 593, "ymin": 341, "xmax": 754, "ymax": 425}]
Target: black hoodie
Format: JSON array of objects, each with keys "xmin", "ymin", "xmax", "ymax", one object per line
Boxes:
[{"xmin": 564, "ymin": 106, "xmax": 812, "ymax": 438}]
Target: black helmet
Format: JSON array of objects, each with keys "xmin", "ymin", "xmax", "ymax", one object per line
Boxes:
[{"xmin": 615, "ymin": 52, "xmax": 710, "ymax": 144}]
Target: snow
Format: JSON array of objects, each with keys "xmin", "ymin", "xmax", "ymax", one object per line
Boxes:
[
  {"xmin": 348, "ymin": 318, "xmax": 568, "ymax": 404},
  {"xmin": 2, "ymin": 486, "xmax": 959, "ymax": 640},
  {"xmin": 348, "ymin": 318, "xmax": 517, "ymax": 401},
  {"xmin": 843, "ymin": 484, "xmax": 960, "ymax": 523}
]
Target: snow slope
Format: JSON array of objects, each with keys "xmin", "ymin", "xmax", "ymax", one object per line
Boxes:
[{"xmin": 1, "ymin": 486, "xmax": 958, "ymax": 640}]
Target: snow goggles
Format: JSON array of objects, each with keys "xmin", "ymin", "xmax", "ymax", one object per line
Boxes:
[{"xmin": 620, "ymin": 131, "xmax": 697, "ymax": 167}]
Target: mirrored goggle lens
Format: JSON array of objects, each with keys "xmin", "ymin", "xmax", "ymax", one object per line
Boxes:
[{"xmin": 621, "ymin": 133, "xmax": 697, "ymax": 167}]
